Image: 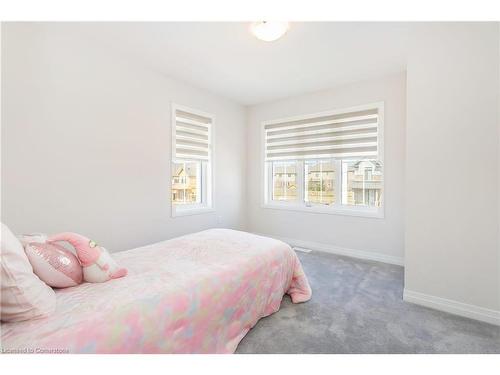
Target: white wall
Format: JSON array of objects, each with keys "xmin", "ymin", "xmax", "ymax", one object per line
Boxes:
[
  {"xmin": 246, "ymin": 72, "xmax": 406, "ymax": 264},
  {"xmin": 3, "ymin": 22, "xmax": 500, "ymax": 325},
  {"xmin": 1, "ymin": 23, "xmax": 247, "ymax": 252},
  {"xmin": 405, "ymin": 23, "xmax": 500, "ymax": 316}
]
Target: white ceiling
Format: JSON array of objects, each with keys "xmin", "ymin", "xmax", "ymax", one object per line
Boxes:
[{"xmin": 76, "ymin": 22, "xmax": 410, "ymax": 106}]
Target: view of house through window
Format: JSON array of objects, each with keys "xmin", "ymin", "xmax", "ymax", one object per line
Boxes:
[
  {"xmin": 305, "ymin": 160, "xmax": 335, "ymax": 205},
  {"xmin": 272, "ymin": 161, "xmax": 297, "ymax": 201},
  {"xmin": 172, "ymin": 162, "xmax": 201, "ymax": 204},
  {"xmin": 270, "ymin": 159, "xmax": 382, "ymax": 208},
  {"xmin": 342, "ymin": 160, "xmax": 383, "ymax": 207}
]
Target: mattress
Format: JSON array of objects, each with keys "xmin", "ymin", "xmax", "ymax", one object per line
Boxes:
[{"xmin": 0, "ymin": 229, "xmax": 311, "ymax": 353}]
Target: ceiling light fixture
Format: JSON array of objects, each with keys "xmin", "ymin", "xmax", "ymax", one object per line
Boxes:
[{"xmin": 251, "ymin": 22, "xmax": 289, "ymax": 42}]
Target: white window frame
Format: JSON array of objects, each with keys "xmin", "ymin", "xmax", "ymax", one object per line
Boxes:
[
  {"xmin": 171, "ymin": 103, "xmax": 215, "ymax": 217},
  {"xmin": 261, "ymin": 102, "xmax": 384, "ymax": 219}
]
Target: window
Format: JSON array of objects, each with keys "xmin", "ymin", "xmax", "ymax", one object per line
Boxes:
[
  {"xmin": 263, "ymin": 103, "xmax": 383, "ymax": 217},
  {"xmin": 171, "ymin": 104, "xmax": 214, "ymax": 216},
  {"xmin": 304, "ymin": 159, "xmax": 336, "ymax": 205},
  {"xmin": 272, "ymin": 161, "xmax": 298, "ymax": 201},
  {"xmin": 172, "ymin": 161, "xmax": 200, "ymax": 204},
  {"xmin": 342, "ymin": 160, "xmax": 383, "ymax": 207}
]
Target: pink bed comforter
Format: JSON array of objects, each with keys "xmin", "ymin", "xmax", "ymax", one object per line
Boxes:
[{"xmin": 1, "ymin": 229, "xmax": 311, "ymax": 353}]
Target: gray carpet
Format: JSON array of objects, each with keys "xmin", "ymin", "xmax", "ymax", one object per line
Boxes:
[{"xmin": 236, "ymin": 250, "xmax": 500, "ymax": 354}]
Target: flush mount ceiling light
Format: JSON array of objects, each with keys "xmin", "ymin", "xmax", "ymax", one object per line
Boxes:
[{"xmin": 251, "ymin": 22, "xmax": 289, "ymax": 42}]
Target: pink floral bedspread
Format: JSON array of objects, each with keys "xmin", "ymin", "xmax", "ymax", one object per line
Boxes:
[{"xmin": 1, "ymin": 229, "xmax": 311, "ymax": 353}]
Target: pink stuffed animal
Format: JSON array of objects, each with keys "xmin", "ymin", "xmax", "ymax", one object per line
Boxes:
[{"xmin": 47, "ymin": 233, "xmax": 127, "ymax": 283}]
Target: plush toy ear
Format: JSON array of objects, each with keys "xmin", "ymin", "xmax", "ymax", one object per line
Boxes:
[
  {"xmin": 18, "ymin": 233, "xmax": 47, "ymax": 247},
  {"xmin": 47, "ymin": 232, "xmax": 100, "ymax": 266},
  {"xmin": 47, "ymin": 232, "xmax": 89, "ymax": 249}
]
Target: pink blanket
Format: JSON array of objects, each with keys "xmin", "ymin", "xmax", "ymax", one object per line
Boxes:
[{"xmin": 1, "ymin": 229, "xmax": 311, "ymax": 353}]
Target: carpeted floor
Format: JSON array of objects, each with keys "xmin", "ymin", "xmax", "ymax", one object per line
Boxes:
[{"xmin": 236, "ymin": 250, "xmax": 500, "ymax": 354}]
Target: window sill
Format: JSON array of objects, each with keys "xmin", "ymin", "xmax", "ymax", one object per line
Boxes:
[
  {"xmin": 172, "ymin": 206, "xmax": 215, "ymax": 218},
  {"xmin": 262, "ymin": 202, "xmax": 384, "ymax": 219}
]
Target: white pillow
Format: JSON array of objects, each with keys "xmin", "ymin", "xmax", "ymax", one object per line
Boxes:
[{"xmin": 1, "ymin": 223, "xmax": 56, "ymax": 322}]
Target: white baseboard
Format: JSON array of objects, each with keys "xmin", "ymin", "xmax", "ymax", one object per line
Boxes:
[
  {"xmin": 253, "ymin": 232, "xmax": 404, "ymax": 266},
  {"xmin": 253, "ymin": 232, "xmax": 500, "ymax": 326},
  {"xmin": 293, "ymin": 247, "xmax": 313, "ymax": 253},
  {"xmin": 403, "ymin": 289, "xmax": 500, "ymax": 326}
]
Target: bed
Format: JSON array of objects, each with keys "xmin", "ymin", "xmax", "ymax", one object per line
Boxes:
[{"xmin": 0, "ymin": 229, "xmax": 311, "ymax": 353}]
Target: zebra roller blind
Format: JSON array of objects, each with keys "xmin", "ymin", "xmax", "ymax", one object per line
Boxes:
[
  {"xmin": 173, "ymin": 106, "xmax": 212, "ymax": 161},
  {"xmin": 264, "ymin": 105, "xmax": 380, "ymax": 161}
]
